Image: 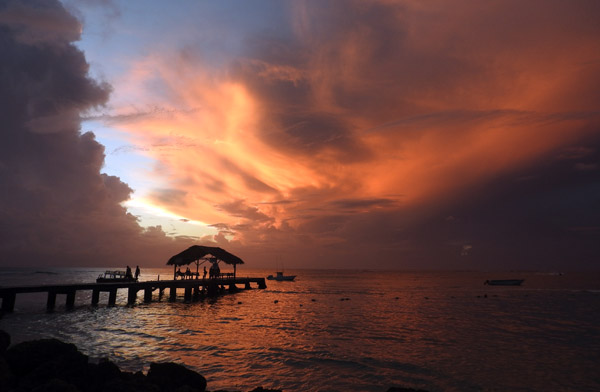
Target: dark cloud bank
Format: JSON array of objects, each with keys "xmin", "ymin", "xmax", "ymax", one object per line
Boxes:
[{"xmin": 0, "ymin": 0, "xmax": 189, "ymax": 267}]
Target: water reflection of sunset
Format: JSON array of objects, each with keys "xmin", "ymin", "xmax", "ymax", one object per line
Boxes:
[{"xmin": 4, "ymin": 269, "xmax": 598, "ymax": 391}]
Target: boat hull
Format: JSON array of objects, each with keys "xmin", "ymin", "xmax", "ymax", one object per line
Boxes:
[{"xmin": 267, "ymin": 273, "xmax": 296, "ymax": 281}]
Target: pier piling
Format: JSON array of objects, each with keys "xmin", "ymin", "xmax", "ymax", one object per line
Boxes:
[
  {"xmin": 144, "ymin": 288, "xmax": 153, "ymax": 303},
  {"xmin": 92, "ymin": 289, "xmax": 100, "ymax": 306},
  {"xmin": 108, "ymin": 289, "xmax": 117, "ymax": 307},
  {"xmin": 46, "ymin": 291, "xmax": 56, "ymax": 310},
  {"xmin": 127, "ymin": 288, "xmax": 137, "ymax": 305},
  {"xmin": 1, "ymin": 293, "xmax": 15, "ymax": 312},
  {"xmin": 66, "ymin": 290, "xmax": 76, "ymax": 309},
  {"xmin": 184, "ymin": 287, "xmax": 192, "ymax": 302}
]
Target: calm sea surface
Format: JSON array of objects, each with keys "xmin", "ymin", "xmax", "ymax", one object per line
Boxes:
[{"xmin": 1, "ymin": 268, "xmax": 599, "ymax": 391}]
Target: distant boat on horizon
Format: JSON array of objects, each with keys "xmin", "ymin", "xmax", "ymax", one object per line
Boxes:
[
  {"xmin": 267, "ymin": 271, "xmax": 296, "ymax": 281},
  {"xmin": 484, "ymin": 279, "xmax": 524, "ymax": 286}
]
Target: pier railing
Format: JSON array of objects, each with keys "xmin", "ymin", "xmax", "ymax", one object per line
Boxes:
[{"xmin": 0, "ymin": 276, "xmax": 266, "ymax": 312}]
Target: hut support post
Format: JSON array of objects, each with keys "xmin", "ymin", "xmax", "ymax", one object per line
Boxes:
[{"xmin": 91, "ymin": 289, "xmax": 100, "ymax": 306}]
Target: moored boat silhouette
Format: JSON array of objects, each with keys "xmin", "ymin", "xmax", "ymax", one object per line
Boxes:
[
  {"xmin": 484, "ymin": 279, "xmax": 524, "ymax": 286},
  {"xmin": 267, "ymin": 271, "xmax": 296, "ymax": 281}
]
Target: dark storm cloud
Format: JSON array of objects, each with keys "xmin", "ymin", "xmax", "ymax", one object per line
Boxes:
[
  {"xmin": 383, "ymin": 134, "xmax": 600, "ymax": 270},
  {"xmin": 0, "ymin": 0, "xmax": 188, "ymax": 266},
  {"xmin": 0, "ymin": 0, "xmax": 81, "ymax": 44}
]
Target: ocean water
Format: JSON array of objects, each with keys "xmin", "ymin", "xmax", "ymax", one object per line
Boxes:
[{"xmin": 0, "ymin": 268, "xmax": 599, "ymax": 392}]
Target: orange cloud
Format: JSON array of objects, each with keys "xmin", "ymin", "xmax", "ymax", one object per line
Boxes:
[{"xmin": 101, "ymin": 0, "xmax": 600, "ymax": 268}]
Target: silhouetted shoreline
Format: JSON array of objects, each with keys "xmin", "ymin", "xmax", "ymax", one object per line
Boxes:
[{"xmin": 0, "ymin": 330, "xmax": 428, "ymax": 392}]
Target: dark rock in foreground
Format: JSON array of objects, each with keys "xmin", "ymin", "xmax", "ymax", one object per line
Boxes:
[
  {"xmin": 0, "ymin": 329, "xmax": 429, "ymax": 392},
  {"xmin": 0, "ymin": 329, "xmax": 10, "ymax": 353},
  {"xmin": 148, "ymin": 362, "xmax": 207, "ymax": 392},
  {"xmin": 0, "ymin": 333, "xmax": 205, "ymax": 392}
]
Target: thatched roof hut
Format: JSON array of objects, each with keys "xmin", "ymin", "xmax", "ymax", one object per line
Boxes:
[{"xmin": 166, "ymin": 245, "xmax": 244, "ymax": 278}]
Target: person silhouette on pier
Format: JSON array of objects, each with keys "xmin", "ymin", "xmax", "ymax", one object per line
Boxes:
[
  {"xmin": 134, "ymin": 266, "xmax": 140, "ymax": 280},
  {"xmin": 125, "ymin": 266, "xmax": 133, "ymax": 280},
  {"xmin": 209, "ymin": 259, "xmax": 220, "ymax": 279}
]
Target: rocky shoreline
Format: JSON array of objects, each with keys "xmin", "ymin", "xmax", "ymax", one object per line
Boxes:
[{"xmin": 0, "ymin": 330, "xmax": 428, "ymax": 392}]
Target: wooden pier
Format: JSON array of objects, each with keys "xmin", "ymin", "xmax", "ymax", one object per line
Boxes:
[{"xmin": 0, "ymin": 277, "xmax": 267, "ymax": 312}]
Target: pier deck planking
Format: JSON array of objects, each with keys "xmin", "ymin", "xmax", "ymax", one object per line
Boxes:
[{"xmin": 0, "ymin": 277, "xmax": 266, "ymax": 312}]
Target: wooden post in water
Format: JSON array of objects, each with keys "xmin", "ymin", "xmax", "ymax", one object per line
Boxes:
[
  {"xmin": 108, "ymin": 289, "xmax": 117, "ymax": 306},
  {"xmin": 127, "ymin": 287, "xmax": 137, "ymax": 305},
  {"xmin": 1, "ymin": 292, "xmax": 16, "ymax": 312},
  {"xmin": 184, "ymin": 287, "xmax": 192, "ymax": 302},
  {"xmin": 144, "ymin": 288, "xmax": 153, "ymax": 303},
  {"xmin": 46, "ymin": 291, "xmax": 56, "ymax": 311},
  {"xmin": 169, "ymin": 286, "xmax": 177, "ymax": 302},
  {"xmin": 207, "ymin": 281, "xmax": 218, "ymax": 297},
  {"xmin": 245, "ymin": 281, "xmax": 251, "ymax": 290},
  {"xmin": 66, "ymin": 290, "xmax": 76, "ymax": 309},
  {"xmin": 92, "ymin": 289, "xmax": 100, "ymax": 306}
]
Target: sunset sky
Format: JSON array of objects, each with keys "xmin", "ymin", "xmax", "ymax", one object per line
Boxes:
[{"xmin": 1, "ymin": 0, "xmax": 599, "ymax": 270}]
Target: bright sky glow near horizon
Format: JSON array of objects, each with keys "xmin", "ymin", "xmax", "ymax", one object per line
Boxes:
[{"xmin": 1, "ymin": 0, "xmax": 599, "ymax": 269}]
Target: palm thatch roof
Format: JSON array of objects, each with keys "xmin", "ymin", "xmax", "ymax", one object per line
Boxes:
[{"xmin": 166, "ymin": 245, "xmax": 245, "ymax": 266}]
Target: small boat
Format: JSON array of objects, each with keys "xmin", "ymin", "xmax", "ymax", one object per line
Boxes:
[
  {"xmin": 267, "ymin": 271, "xmax": 296, "ymax": 281},
  {"xmin": 96, "ymin": 270, "xmax": 137, "ymax": 283},
  {"xmin": 484, "ymin": 279, "xmax": 524, "ymax": 286}
]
